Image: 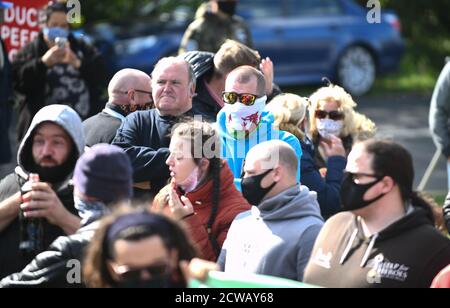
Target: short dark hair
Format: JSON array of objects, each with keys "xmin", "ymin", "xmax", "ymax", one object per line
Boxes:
[
  {"xmin": 43, "ymin": 1, "xmax": 68, "ymax": 23},
  {"xmin": 363, "ymin": 139, "xmax": 435, "ymax": 223}
]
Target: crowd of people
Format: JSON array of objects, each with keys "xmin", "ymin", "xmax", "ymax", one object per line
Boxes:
[{"xmin": 0, "ymin": 0, "xmax": 449, "ymax": 288}]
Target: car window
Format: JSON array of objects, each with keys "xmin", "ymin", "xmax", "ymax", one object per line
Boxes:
[
  {"xmin": 238, "ymin": 0, "xmax": 286, "ymax": 18},
  {"xmin": 287, "ymin": 0, "xmax": 343, "ymax": 17}
]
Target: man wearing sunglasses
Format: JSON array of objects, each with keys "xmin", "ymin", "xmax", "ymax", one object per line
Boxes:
[
  {"xmin": 216, "ymin": 66, "xmax": 302, "ymax": 189},
  {"xmin": 83, "ymin": 69, "xmax": 153, "ymax": 147}
]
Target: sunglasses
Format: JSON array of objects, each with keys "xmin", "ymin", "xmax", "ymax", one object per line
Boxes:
[
  {"xmin": 222, "ymin": 92, "xmax": 259, "ymax": 106},
  {"xmin": 115, "ymin": 263, "xmax": 169, "ymax": 282},
  {"xmin": 315, "ymin": 110, "xmax": 345, "ymax": 121}
]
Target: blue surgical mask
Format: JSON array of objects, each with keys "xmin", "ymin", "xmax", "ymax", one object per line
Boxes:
[
  {"xmin": 43, "ymin": 27, "xmax": 69, "ymax": 42},
  {"xmin": 74, "ymin": 196, "xmax": 109, "ymax": 226}
]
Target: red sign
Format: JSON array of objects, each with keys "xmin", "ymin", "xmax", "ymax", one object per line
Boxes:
[{"xmin": 1, "ymin": 0, "xmax": 48, "ymax": 61}]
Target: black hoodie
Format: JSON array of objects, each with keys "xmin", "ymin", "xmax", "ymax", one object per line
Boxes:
[{"xmin": 304, "ymin": 208, "xmax": 450, "ymax": 288}]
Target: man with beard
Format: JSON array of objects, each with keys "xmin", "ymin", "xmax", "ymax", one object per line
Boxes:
[
  {"xmin": 83, "ymin": 69, "xmax": 153, "ymax": 147},
  {"xmin": 0, "ymin": 104, "xmax": 85, "ymax": 279},
  {"xmin": 179, "ymin": 0, "xmax": 253, "ymax": 54}
]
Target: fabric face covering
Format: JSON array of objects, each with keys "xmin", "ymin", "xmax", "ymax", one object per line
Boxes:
[{"xmin": 223, "ymin": 95, "xmax": 267, "ymax": 133}]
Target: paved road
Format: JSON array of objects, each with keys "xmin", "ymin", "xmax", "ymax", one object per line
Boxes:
[
  {"xmin": 0, "ymin": 92, "xmax": 447, "ymax": 194},
  {"xmin": 357, "ymin": 92, "xmax": 447, "ymax": 194}
]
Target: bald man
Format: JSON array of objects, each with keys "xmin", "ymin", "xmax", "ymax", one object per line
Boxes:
[
  {"xmin": 83, "ymin": 69, "xmax": 152, "ymax": 147},
  {"xmin": 218, "ymin": 140, "xmax": 323, "ymax": 281}
]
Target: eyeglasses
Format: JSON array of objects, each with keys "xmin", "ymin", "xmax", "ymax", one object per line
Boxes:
[
  {"xmin": 115, "ymin": 263, "xmax": 169, "ymax": 282},
  {"xmin": 345, "ymin": 172, "xmax": 383, "ymax": 183},
  {"xmin": 315, "ymin": 110, "xmax": 344, "ymax": 121},
  {"xmin": 115, "ymin": 89, "xmax": 152, "ymax": 96},
  {"xmin": 222, "ymin": 92, "xmax": 260, "ymax": 106}
]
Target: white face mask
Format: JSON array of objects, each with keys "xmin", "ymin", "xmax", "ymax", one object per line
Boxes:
[
  {"xmin": 177, "ymin": 166, "xmax": 200, "ymax": 193},
  {"xmin": 223, "ymin": 96, "xmax": 267, "ymax": 132},
  {"xmin": 316, "ymin": 118, "xmax": 343, "ymax": 138}
]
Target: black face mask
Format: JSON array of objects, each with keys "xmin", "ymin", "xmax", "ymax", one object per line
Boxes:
[
  {"xmin": 340, "ymin": 173, "xmax": 386, "ymax": 211},
  {"xmin": 241, "ymin": 169, "xmax": 276, "ymax": 206},
  {"xmin": 217, "ymin": 1, "xmax": 237, "ymax": 16},
  {"xmin": 115, "ymin": 274, "xmax": 171, "ymax": 288}
]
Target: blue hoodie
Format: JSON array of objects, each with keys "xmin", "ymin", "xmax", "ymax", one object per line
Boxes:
[{"xmin": 216, "ymin": 110, "xmax": 302, "ymax": 190}]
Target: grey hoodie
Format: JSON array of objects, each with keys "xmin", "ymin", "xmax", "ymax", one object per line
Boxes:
[
  {"xmin": 0, "ymin": 105, "xmax": 85, "ymax": 279},
  {"xmin": 16, "ymin": 104, "xmax": 85, "ymax": 177},
  {"xmin": 218, "ymin": 185, "xmax": 324, "ymax": 281},
  {"xmin": 429, "ymin": 60, "xmax": 450, "ymax": 157}
]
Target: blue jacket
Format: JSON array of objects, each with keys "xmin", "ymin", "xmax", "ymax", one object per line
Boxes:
[
  {"xmin": 216, "ymin": 110, "xmax": 302, "ymax": 190},
  {"xmin": 300, "ymin": 138, "xmax": 346, "ymax": 220}
]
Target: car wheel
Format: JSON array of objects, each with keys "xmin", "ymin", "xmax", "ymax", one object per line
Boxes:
[{"xmin": 337, "ymin": 46, "xmax": 376, "ymax": 96}]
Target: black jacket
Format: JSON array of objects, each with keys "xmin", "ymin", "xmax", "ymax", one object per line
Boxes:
[
  {"xmin": 0, "ymin": 222, "xmax": 97, "ymax": 288},
  {"xmin": 83, "ymin": 103, "xmax": 125, "ymax": 147},
  {"xmin": 304, "ymin": 208, "xmax": 450, "ymax": 288},
  {"xmin": 0, "ymin": 38, "xmax": 12, "ymax": 164},
  {"xmin": 444, "ymin": 191, "xmax": 450, "ymax": 233},
  {"xmin": 112, "ymin": 109, "xmax": 196, "ymax": 195},
  {"xmin": 12, "ymin": 32, "xmax": 106, "ymax": 141}
]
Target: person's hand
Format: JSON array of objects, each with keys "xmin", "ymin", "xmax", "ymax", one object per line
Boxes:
[
  {"xmin": 168, "ymin": 188, "xmax": 194, "ymax": 220},
  {"xmin": 260, "ymin": 57, "xmax": 274, "ymax": 96},
  {"xmin": 63, "ymin": 45, "xmax": 81, "ymax": 69},
  {"xmin": 20, "ymin": 182, "xmax": 72, "ymax": 226},
  {"xmin": 319, "ymin": 135, "xmax": 346, "ymax": 158},
  {"xmin": 41, "ymin": 46, "xmax": 66, "ymax": 67},
  {"xmin": 180, "ymin": 258, "xmax": 220, "ymax": 283}
]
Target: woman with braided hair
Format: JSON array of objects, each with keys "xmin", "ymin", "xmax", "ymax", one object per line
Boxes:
[{"xmin": 153, "ymin": 120, "xmax": 250, "ymax": 261}]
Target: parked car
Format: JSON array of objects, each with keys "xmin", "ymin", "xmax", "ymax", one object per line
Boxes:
[{"xmin": 88, "ymin": 0, "xmax": 404, "ymax": 96}]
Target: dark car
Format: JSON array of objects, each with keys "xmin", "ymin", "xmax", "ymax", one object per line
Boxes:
[{"xmin": 90, "ymin": 0, "xmax": 404, "ymax": 96}]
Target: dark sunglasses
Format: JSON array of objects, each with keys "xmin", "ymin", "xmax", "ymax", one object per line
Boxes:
[
  {"xmin": 222, "ymin": 92, "xmax": 260, "ymax": 106},
  {"xmin": 116, "ymin": 263, "xmax": 169, "ymax": 282},
  {"xmin": 315, "ymin": 110, "xmax": 345, "ymax": 121}
]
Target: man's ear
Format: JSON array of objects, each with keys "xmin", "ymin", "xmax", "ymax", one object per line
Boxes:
[
  {"xmin": 127, "ymin": 90, "xmax": 135, "ymax": 104},
  {"xmin": 381, "ymin": 176, "xmax": 395, "ymax": 194},
  {"xmin": 272, "ymin": 165, "xmax": 282, "ymax": 182},
  {"xmin": 190, "ymin": 83, "xmax": 196, "ymax": 97}
]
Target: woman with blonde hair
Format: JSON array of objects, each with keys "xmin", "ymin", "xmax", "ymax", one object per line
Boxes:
[
  {"xmin": 266, "ymin": 93, "xmax": 346, "ymax": 219},
  {"xmin": 309, "ymin": 84, "xmax": 376, "ymax": 168}
]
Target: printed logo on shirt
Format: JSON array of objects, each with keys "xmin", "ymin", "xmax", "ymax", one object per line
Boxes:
[
  {"xmin": 312, "ymin": 248, "xmax": 332, "ymax": 270},
  {"xmin": 366, "ymin": 254, "xmax": 410, "ymax": 284}
]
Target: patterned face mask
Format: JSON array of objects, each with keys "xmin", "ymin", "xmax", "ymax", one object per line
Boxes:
[
  {"xmin": 118, "ymin": 102, "xmax": 154, "ymax": 115},
  {"xmin": 223, "ymin": 95, "xmax": 267, "ymax": 133},
  {"xmin": 316, "ymin": 118, "xmax": 343, "ymax": 138}
]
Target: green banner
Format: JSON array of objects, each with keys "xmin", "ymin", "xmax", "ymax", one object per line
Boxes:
[{"xmin": 189, "ymin": 271, "xmax": 320, "ymax": 288}]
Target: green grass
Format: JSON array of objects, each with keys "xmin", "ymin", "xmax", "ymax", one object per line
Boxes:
[{"xmin": 433, "ymin": 194, "xmax": 446, "ymax": 206}]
